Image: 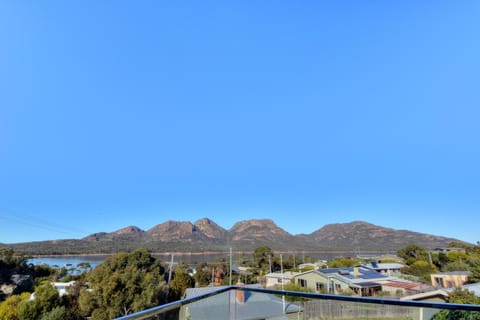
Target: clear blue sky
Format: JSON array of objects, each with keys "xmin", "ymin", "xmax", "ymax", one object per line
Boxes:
[{"xmin": 1, "ymin": 1, "xmax": 479, "ymax": 245}]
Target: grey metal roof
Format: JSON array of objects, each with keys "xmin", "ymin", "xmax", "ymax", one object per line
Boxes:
[
  {"xmin": 184, "ymin": 287, "xmax": 302, "ymax": 320},
  {"xmin": 185, "ymin": 284, "xmax": 262, "ymax": 298},
  {"xmin": 351, "ymin": 281, "xmax": 382, "ymax": 288}
]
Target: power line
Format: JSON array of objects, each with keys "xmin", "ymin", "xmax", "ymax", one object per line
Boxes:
[{"xmin": 0, "ymin": 207, "xmax": 88, "ymax": 238}]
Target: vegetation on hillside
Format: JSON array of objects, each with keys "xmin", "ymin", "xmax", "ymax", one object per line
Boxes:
[
  {"xmin": 397, "ymin": 242, "xmax": 480, "ymax": 284},
  {"xmin": 2, "ymin": 242, "xmax": 480, "ymax": 319}
]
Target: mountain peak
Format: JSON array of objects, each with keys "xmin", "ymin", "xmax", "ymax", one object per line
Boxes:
[
  {"xmin": 113, "ymin": 226, "xmax": 144, "ymax": 235},
  {"xmin": 229, "ymin": 219, "xmax": 292, "ymax": 242},
  {"xmin": 194, "ymin": 218, "xmax": 227, "ymax": 239},
  {"xmin": 147, "ymin": 221, "xmax": 202, "ymax": 242}
]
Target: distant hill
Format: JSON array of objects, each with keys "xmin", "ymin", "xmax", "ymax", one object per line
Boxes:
[{"xmin": 4, "ymin": 219, "xmax": 464, "ymax": 255}]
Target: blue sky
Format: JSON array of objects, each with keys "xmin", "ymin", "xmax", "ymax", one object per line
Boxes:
[{"xmin": 1, "ymin": 1, "xmax": 479, "ymax": 245}]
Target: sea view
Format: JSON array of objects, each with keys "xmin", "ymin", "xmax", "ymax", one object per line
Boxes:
[{"xmin": 27, "ymin": 251, "xmax": 373, "ymax": 269}]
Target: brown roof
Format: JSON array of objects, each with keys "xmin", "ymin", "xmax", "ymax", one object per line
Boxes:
[{"xmin": 382, "ymin": 282, "xmax": 418, "ymax": 289}]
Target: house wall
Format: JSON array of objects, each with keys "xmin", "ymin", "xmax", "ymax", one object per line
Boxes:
[
  {"xmin": 265, "ymin": 276, "xmax": 292, "ymax": 288},
  {"xmin": 431, "ymin": 274, "xmax": 469, "ymax": 288},
  {"xmin": 294, "ymin": 272, "xmax": 350, "ymax": 294}
]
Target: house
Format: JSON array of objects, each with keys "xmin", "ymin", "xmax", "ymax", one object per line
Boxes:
[
  {"xmin": 181, "ymin": 284, "xmax": 302, "ymax": 320},
  {"xmin": 431, "ymin": 271, "xmax": 470, "ymax": 289},
  {"xmin": 361, "ymin": 262, "xmax": 404, "ymax": 275},
  {"xmin": 265, "ymin": 271, "xmax": 299, "ymax": 288},
  {"xmin": 298, "ymin": 261, "xmax": 327, "ymax": 271},
  {"xmin": 293, "ymin": 267, "xmax": 392, "ymax": 296},
  {"xmin": 431, "ymin": 247, "xmax": 466, "ymax": 254},
  {"xmin": 52, "ymin": 281, "xmax": 76, "ymax": 296},
  {"xmin": 29, "ymin": 281, "xmax": 77, "ymax": 301},
  {"xmin": 381, "ymin": 281, "xmax": 435, "ymax": 297},
  {"xmin": 400, "ymin": 289, "xmax": 449, "ymax": 303}
]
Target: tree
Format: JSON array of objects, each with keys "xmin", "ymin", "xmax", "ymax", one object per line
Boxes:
[
  {"xmin": 35, "ymin": 283, "xmax": 61, "ymax": 315},
  {"xmin": 81, "ymin": 248, "xmax": 167, "ymax": 319},
  {"xmin": 434, "ymin": 289, "xmax": 480, "ymax": 320},
  {"xmin": 169, "ymin": 268, "xmax": 194, "ymax": 301},
  {"xmin": 402, "ymin": 260, "xmax": 438, "ymax": 283},
  {"xmin": 328, "ymin": 257, "xmax": 359, "ymax": 268},
  {"xmin": 17, "ymin": 283, "xmax": 61, "ymax": 320},
  {"xmin": 464, "ymin": 255, "xmax": 480, "ymax": 283},
  {"xmin": 39, "ymin": 306, "xmax": 67, "ymax": 320},
  {"xmin": 253, "ymin": 246, "xmax": 273, "ymax": 272},
  {"xmin": 0, "ymin": 249, "xmax": 29, "ymax": 285},
  {"xmin": 0, "ymin": 292, "xmax": 30, "ymax": 320},
  {"xmin": 397, "ymin": 244, "xmax": 428, "ymax": 265},
  {"xmin": 193, "ymin": 263, "xmax": 212, "ymax": 286}
]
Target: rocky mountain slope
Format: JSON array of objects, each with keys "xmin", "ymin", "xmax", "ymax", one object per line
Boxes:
[{"xmin": 4, "ymin": 219, "xmax": 464, "ymax": 255}]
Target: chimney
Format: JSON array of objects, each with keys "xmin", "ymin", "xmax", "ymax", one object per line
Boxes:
[
  {"xmin": 353, "ymin": 267, "xmax": 359, "ymax": 278},
  {"xmin": 236, "ymin": 282, "xmax": 245, "ymax": 304}
]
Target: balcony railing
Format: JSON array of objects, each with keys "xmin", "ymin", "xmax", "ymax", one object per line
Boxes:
[{"xmin": 114, "ymin": 285, "xmax": 480, "ymax": 320}]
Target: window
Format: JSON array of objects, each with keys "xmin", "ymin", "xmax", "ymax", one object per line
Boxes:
[
  {"xmin": 298, "ymin": 279, "xmax": 307, "ymax": 288},
  {"xmin": 434, "ymin": 277, "xmax": 444, "ymax": 287},
  {"xmin": 316, "ymin": 282, "xmax": 325, "ymax": 292}
]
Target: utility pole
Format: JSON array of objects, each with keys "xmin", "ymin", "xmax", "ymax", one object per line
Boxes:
[
  {"xmin": 211, "ymin": 267, "xmax": 215, "ymax": 287},
  {"xmin": 166, "ymin": 253, "xmax": 174, "ymax": 299},
  {"xmin": 229, "ymin": 247, "xmax": 232, "ymax": 286},
  {"xmin": 281, "ymin": 254, "xmax": 285, "ymax": 313}
]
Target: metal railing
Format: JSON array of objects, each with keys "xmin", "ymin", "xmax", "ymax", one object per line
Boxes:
[{"xmin": 114, "ymin": 285, "xmax": 480, "ymax": 320}]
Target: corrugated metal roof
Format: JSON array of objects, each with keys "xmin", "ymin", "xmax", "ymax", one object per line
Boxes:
[
  {"xmin": 184, "ymin": 286, "xmax": 302, "ymax": 320},
  {"xmin": 382, "ymin": 281, "xmax": 418, "ymax": 289}
]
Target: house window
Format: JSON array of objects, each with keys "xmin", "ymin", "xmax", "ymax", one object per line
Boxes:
[
  {"xmin": 316, "ymin": 282, "xmax": 325, "ymax": 292},
  {"xmin": 434, "ymin": 277, "xmax": 444, "ymax": 287},
  {"xmin": 298, "ymin": 279, "xmax": 307, "ymax": 288}
]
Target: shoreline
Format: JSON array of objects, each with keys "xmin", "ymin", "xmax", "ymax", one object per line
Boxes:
[{"xmin": 30, "ymin": 250, "xmax": 393, "ymax": 258}]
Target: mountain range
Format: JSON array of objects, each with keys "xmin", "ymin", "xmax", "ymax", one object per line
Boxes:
[{"xmin": 4, "ymin": 219, "xmax": 463, "ymax": 255}]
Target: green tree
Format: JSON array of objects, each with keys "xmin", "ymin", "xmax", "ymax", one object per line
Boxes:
[
  {"xmin": 466, "ymin": 255, "xmax": 480, "ymax": 283},
  {"xmin": 169, "ymin": 268, "xmax": 194, "ymax": 300},
  {"xmin": 81, "ymin": 248, "xmax": 167, "ymax": 319},
  {"xmin": 253, "ymin": 246, "xmax": 273, "ymax": 272},
  {"xmin": 397, "ymin": 244, "xmax": 428, "ymax": 265},
  {"xmin": 193, "ymin": 263, "xmax": 212, "ymax": 286},
  {"xmin": 0, "ymin": 292, "xmax": 30, "ymax": 320},
  {"xmin": 402, "ymin": 260, "xmax": 438, "ymax": 283},
  {"xmin": 17, "ymin": 283, "xmax": 61, "ymax": 320},
  {"xmin": 35, "ymin": 283, "xmax": 61, "ymax": 315},
  {"xmin": 39, "ymin": 306, "xmax": 67, "ymax": 320},
  {"xmin": 328, "ymin": 257, "xmax": 359, "ymax": 268},
  {"xmin": 434, "ymin": 289, "xmax": 480, "ymax": 320},
  {"xmin": 442, "ymin": 261, "xmax": 470, "ymax": 272},
  {"xmin": 0, "ymin": 249, "xmax": 29, "ymax": 285}
]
